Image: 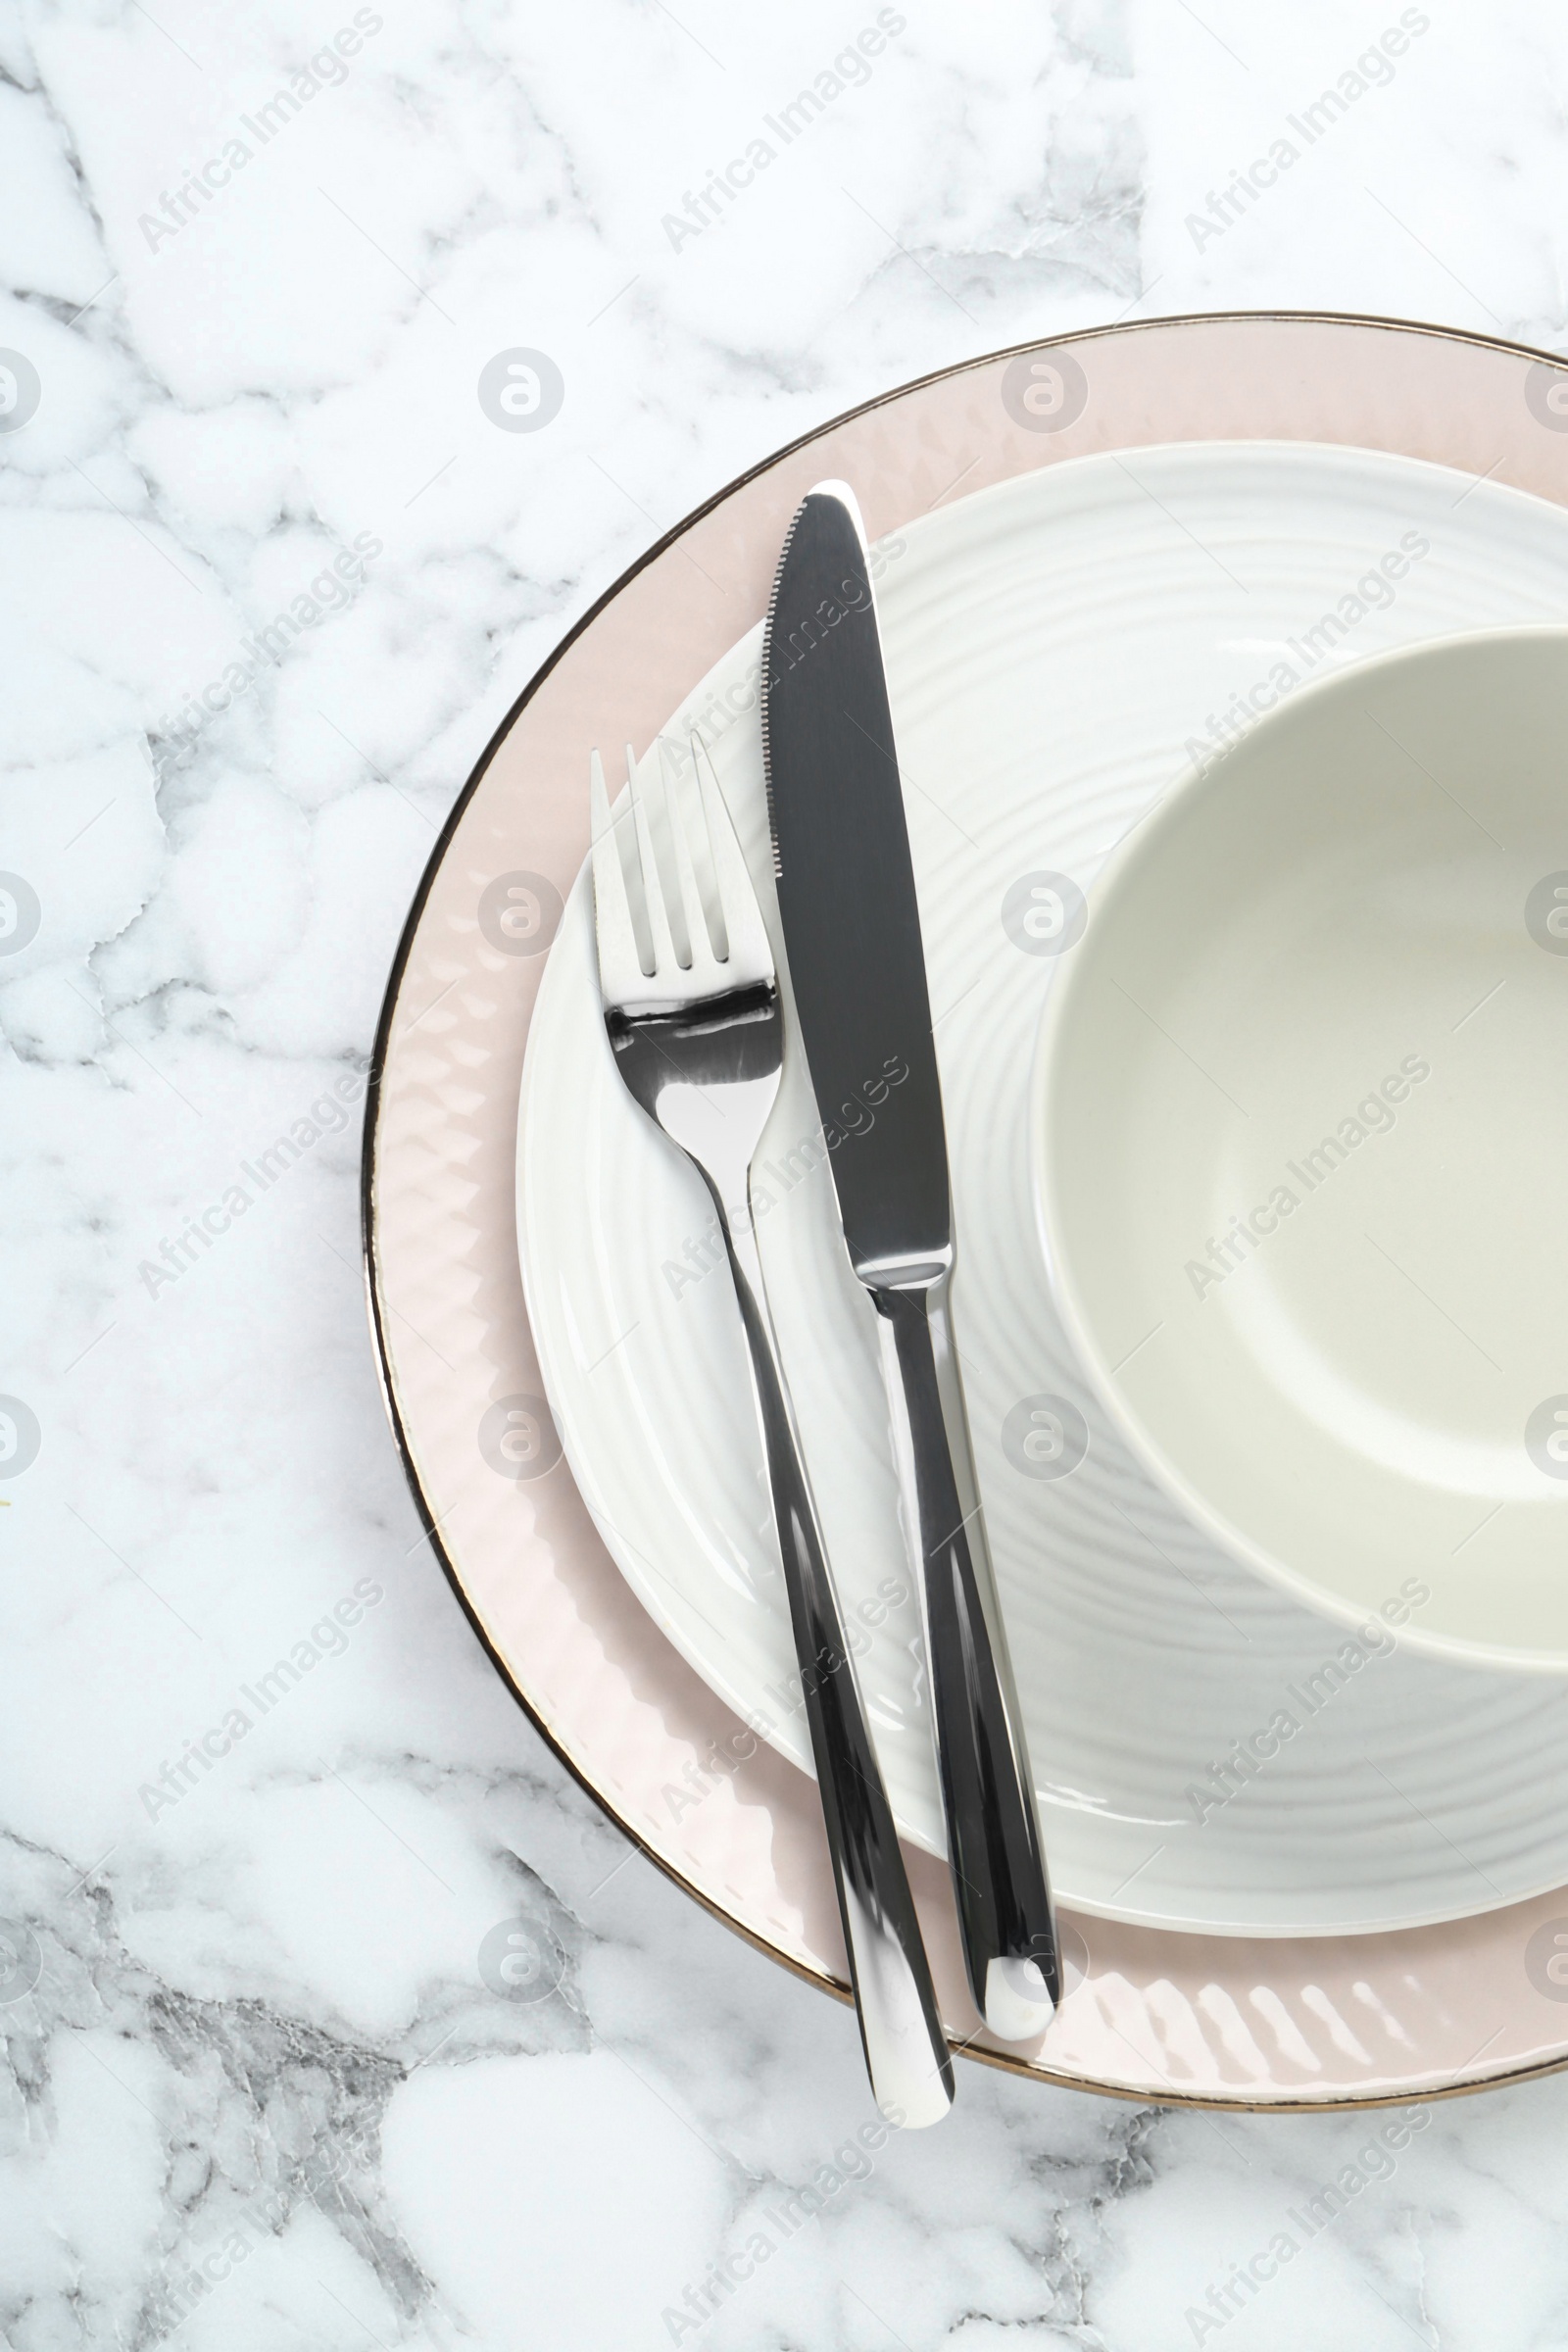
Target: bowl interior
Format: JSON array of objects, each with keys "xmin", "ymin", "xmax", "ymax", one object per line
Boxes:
[{"xmin": 1034, "ymin": 625, "xmax": 1568, "ymax": 1670}]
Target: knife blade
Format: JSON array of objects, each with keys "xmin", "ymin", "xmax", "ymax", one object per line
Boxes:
[{"xmin": 762, "ymin": 479, "xmax": 1060, "ymax": 2041}]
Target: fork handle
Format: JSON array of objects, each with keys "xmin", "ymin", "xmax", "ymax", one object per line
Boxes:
[
  {"xmin": 715, "ymin": 1191, "xmax": 954, "ymax": 2129},
  {"xmin": 871, "ymin": 1278, "xmax": 1059, "ymax": 2041}
]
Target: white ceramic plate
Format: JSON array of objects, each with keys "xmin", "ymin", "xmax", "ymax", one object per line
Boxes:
[
  {"xmin": 1035, "ymin": 623, "xmax": 1568, "ymax": 1673},
  {"xmin": 518, "ymin": 440, "xmax": 1568, "ymax": 1936}
]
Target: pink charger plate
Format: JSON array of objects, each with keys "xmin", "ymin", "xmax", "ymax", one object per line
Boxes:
[{"xmin": 365, "ymin": 312, "xmax": 1568, "ymax": 2108}]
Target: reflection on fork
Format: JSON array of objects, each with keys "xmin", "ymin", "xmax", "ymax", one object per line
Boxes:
[{"xmin": 587, "ymin": 732, "xmax": 954, "ymax": 2127}]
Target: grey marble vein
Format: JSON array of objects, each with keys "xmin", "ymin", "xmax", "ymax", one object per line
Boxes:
[{"xmin": 4, "ymin": 2, "xmax": 1568, "ymax": 2346}]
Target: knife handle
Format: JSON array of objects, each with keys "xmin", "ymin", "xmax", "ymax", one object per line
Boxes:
[
  {"xmin": 714, "ymin": 1191, "xmax": 955, "ymax": 2128},
  {"xmin": 872, "ymin": 1277, "xmax": 1059, "ymax": 2040}
]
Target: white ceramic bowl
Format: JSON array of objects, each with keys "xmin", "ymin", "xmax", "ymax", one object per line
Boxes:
[{"xmin": 1033, "ymin": 625, "xmax": 1568, "ymax": 1673}]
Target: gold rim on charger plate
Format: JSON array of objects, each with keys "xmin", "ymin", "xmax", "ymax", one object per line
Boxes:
[{"xmin": 362, "ymin": 318, "xmax": 1568, "ymax": 2117}]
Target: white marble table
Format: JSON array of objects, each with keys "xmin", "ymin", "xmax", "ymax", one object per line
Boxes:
[{"xmin": 4, "ymin": 3, "xmax": 1566, "ymax": 2344}]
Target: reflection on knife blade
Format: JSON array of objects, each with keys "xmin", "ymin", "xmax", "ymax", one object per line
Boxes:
[{"xmin": 762, "ymin": 477, "xmax": 1061, "ymax": 2040}]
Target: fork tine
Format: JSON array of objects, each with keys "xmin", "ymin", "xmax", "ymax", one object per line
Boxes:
[
  {"xmin": 627, "ymin": 743, "xmax": 678, "ymax": 975},
  {"xmin": 590, "ymin": 748, "xmax": 645, "ymax": 990},
  {"xmin": 692, "ymin": 729, "xmax": 771, "ymax": 982},
  {"xmin": 659, "ymin": 737, "xmax": 717, "ymax": 973}
]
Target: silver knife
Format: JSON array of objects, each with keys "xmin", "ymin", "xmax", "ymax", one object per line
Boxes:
[{"xmin": 762, "ymin": 480, "xmax": 1059, "ymax": 2041}]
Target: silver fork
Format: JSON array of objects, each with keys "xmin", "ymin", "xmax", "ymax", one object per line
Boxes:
[{"xmin": 590, "ymin": 732, "xmax": 955, "ymax": 2130}]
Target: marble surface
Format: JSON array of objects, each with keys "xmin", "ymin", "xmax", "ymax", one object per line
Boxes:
[{"xmin": 5, "ymin": 2, "xmax": 1568, "ymax": 2345}]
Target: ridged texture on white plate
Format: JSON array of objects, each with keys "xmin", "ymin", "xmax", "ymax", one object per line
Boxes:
[{"xmin": 519, "ymin": 439, "xmax": 1568, "ymax": 1936}]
